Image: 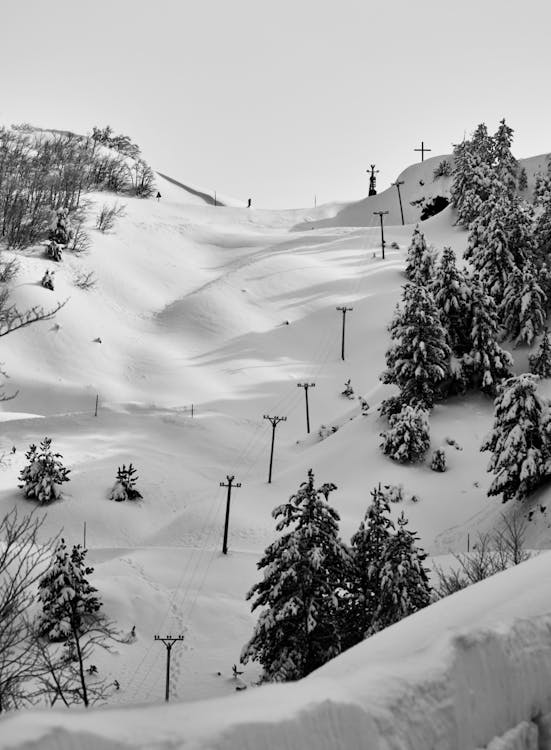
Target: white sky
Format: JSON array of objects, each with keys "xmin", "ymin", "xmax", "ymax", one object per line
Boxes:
[{"xmin": 2, "ymin": 0, "xmax": 550, "ymax": 208}]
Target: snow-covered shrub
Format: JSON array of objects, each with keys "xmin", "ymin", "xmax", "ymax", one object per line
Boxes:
[
  {"xmin": 95, "ymin": 202, "xmax": 126, "ymax": 232},
  {"xmin": 358, "ymin": 397, "xmax": 370, "ymax": 415},
  {"xmin": 381, "ymin": 483, "xmax": 405, "ymax": 503},
  {"xmin": 380, "ymin": 405, "xmax": 430, "ymax": 464},
  {"xmin": 110, "ymin": 463, "xmax": 142, "ymax": 501},
  {"xmin": 341, "ymin": 379, "xmax": 354, "ymax": 399},
  {"xmin": 430, "ymin": 448, "xmax": 447, "ymax": 472},
  {"xmin": 18, "ymin": 437, "xmax": 70, "ymax": 504},
  {"xmin": 318, "ymin": 424, "xmax": 338, "ymax": 441},
  {"xmin": 529, "ymin": 329, "xmax": 551, "ymax": 377},
  {"xmin": 433, "ymin": 159, "xmax": 452, "ymax": 179}
]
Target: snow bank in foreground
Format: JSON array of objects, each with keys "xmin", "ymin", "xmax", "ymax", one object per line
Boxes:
[{"xmin": 2, "ymin": 552, "xmax": 551, "ymax": 750}]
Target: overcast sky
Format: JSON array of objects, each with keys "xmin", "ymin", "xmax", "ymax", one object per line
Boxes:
[{"xmin": 2, "ymin": 0, "xmax": 550, "ymax": 208}]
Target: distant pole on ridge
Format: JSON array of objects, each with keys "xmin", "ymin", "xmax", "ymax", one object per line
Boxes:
[
  {"xmin": 297, "ymin": 382, "xmax": 315, "ymax": 434},
  {"xmin": 392, "ymin": 180, "xmax": 405, "ymax": 225},
  {"xmin": 373, "ymin": 210, "xmax": 389, "ymax": 259},
  {"xmin": 367, "ymin": 164, "xmax": 379, "ymax": 196},
  {"xmin": 220, "ymin": 475, "xmax": 241, "ymax": 555},
  {"xmin": 336, "ymin": 306, "xmax": 353, "ymax": 361},
  {"xmin": 263, "ymin": 415, "xmax": 287, "ymax": 483},
  {"xmin": 414, "ymin": 141, "xmax": 431, "ymax": 162}
]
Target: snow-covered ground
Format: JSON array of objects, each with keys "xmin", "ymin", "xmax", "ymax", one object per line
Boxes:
[{"xmin": 1, "ymin": 153, "xmax": 551, "ymax": 747}]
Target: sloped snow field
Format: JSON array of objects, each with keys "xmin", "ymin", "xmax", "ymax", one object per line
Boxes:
[{"xmin": 1, "ymin": 155, "xmax": 551, "ymax": 748}]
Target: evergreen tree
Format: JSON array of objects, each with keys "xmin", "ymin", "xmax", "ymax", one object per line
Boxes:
[
  {"xmin": 518, "ymin": 166, "xmax": 528, "ymax": 192},
  {"xmin": 405, "ymin": 226, "xmax": 435, "ymax": 286},
  {"xmin": 529, "ymin": 329, "xmax": 551, "ymax": 378},
  {"xmin": 110, "ymin": 463, "xmax": 142, "ymax": 501},
  {"xmin": 481, "ymin": 374, "xmax": 550, "ymax": 503},
  {"xmin": 368, "ymin": 512, "xmax": 431, "ymax": 635},
  {"xmin": 462, "ymin": 275, "xmax": 513, "ymax": 394},
  {"xmin": 516, "ymin": 264, "xmax": 547, "ymax": 346},
  {"xmin": 241, "ymin": 469, "xmax": 349, "ymax": 682},
  {"xmin": 450, "ymin": 125, "xmax": 494, "ymax": 227},
  {"xmin": 18, "ymin": 437, "xmax": 70, "ymax": 504},
  {"xmin": 534, "ymin": 199, "xmax": 551, "ymax": 263},
  {"xmin": 538, "ymin": 263, "xmax": 551, "ymax": 311},
  {"xmin": 342, "ymin": 486, "xmax": 395, "ymax": 650},
  {"xmin": 430, "ymin": 448, "xmax": 447, "ymax": 472},
  {"xmin": 493, "ymin": 118, "xmax": 518, "ymax": 198},
  {"xmin": 465, "ymin": 187, "xmax": 515, "ymax": 305},
  {"xmin": 432, "ymin": 246, "xmax": 472, "ymax": 355},
  {"xmin": 38, "ymin": 539, "xmax": 102, "ymax": 641},
  {"xmin": 500, "ymin": 266, "xmax": 523, "ymax": 342},
  {"xmin": 380, "ymin": 405, "xmax": 430, "ymax": 464},
  {"xmin": 381, "ymin": 284, "xmax": 451, "ymax": 413},
  {"xmin": 505, "ymin": 197, "xmax": 534, "ymax": 268}
]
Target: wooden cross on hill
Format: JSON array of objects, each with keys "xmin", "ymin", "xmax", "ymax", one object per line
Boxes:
[{"xmin": 414, "ymin": 141, "xmax": 431, "ymax": 161}]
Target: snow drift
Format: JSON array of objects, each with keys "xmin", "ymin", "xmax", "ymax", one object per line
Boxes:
[{"xmin": 1, "ymin": 551, "xmax": 551, "ymax": 750}]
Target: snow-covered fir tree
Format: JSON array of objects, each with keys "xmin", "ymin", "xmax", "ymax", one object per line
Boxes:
[
  {"xmin": 481, "ymin": 374, "xmax": 551, "ymax": 503},
  {"xmin": 18, "ymin": 437, "xmax": 70, "ymax": 504},
  {"xmin": 431, "ymin": 246, "xmax": 472, "ymax": 355},
  {"xmin": 518, "ymin": 166, "xmax": 528, "ymax": 192},
  {"xmin": 505, "ymin": 197, "xmax": 534, "ymax": 268},
  {"xmin": 38, "ymin": 539, "xmax": 102, "ymax": 640},
  {"xmin": 516, "ymin": 264, "xmax": 547, "ymax": 346},
  {"xmin": 380, "ymin": 404, "xmax": 430, "ymax": 464},
  {"xmin": 342, "ymin": 485, "xmax": 395, "ymax": 649},
  {"xmin": 465, "ymin": 186, "xmax": 515, "ymax": 305},
  {"xmin": 450, "ymin": 124, "xmax": 494, "ymax": 227},
  {"xmin": 462, "ymin": 275, "xmax": 513, "ymax": 394},
  {"xmin": 493, "ymin": 118, "xmax": 518, "ymax": 199},
  {"xmin": 534, "ymin": 197, "xmax": 551, "ymax": 264},
  {"xmin": 404, "ymin": 226, "xmax": 435, "ymax": 286},
  {"xmin": 430, "ymin": 448, "xmax": 447, "ymax": 472},
  {"xmin": 381, "ymin": 284, "xmax": 451, "ymax": 414},
  {"xmin": 529, "ymin": 329, "xmax": 551, "ymax": 378},
  {"xmin": 538, "ymin": 263, "xmax": 551, "ymax": 312},
  {"xmin": 500, "ymin": 266, "xmax": 523, "ymax": 342},
  {"xmin": 110, "ymin": 463, "xmax": 143, "ymax": 501},
  {"xmin": 240, "ymin": 469, "xmax": 349, "ymax": 682},
  {"xmin": 367, "ymin": 511, "xmax": 431, "ymax": 636}
]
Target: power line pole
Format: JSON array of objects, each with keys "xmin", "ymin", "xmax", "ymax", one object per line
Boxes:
[
  {"xmin": 263, "ymin": 415, "xmax": 287, "ymax": 483},
  {"xmin": 297, "ymin": 382, "xmax": 315, "ymax": 433},
  {"xmin": 154, "ymin": 635, "xmax": 184, "ymax": 702},
  {"xmin": 336, "ymin": 306, "xmax": 353, "ymax": 361},
  {"xmin": 373, "ymin": 210, "xmax": 389, "ymax": 259},
  {"xmin": 414, "ymin": 141, "xmax": 431, "ymax": 162},
  {"xmin": 94, "ymin": 394, "xmax": 99, "ymax": 417},
  {"xmin": 219, "ymin": 475, "xmax": 241, "ymax": 555},
  {"xmin": 367, "ymin": 164, "xmax": 379, "ymax": 196},
  {"xmin": 392, "ymin": 180, "xmax": 405, "ymax": 225}
]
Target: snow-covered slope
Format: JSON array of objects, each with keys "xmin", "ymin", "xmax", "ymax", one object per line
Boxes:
[
  {"xmin": 1, "ymin": 152, "xmax": 551, "ymax": 741},
  {"xmin": 2, "ymin": 551, "xmax": 551, "ymax": 750}
]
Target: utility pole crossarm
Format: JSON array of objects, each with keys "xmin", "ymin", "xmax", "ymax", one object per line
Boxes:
[{"xmin": 414, "ymin": 141, "xmax": 432, "ymax": 161}]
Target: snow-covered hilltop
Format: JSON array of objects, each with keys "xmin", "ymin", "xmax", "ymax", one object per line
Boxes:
[{"xmin": 2, "ymin": 121, "xmax": 551, "ymax": 749}]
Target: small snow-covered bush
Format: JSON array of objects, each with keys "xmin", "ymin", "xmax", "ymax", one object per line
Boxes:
[
  {"xmin": 18, "ymin": 437, "xmax": 70, "ymax": 504},
  {"xmin": 433, "ymin": 159, "xmax": 452, "ymax": 179},
  {"xmin": 318, "ymin": 424, "xmax": 339, "ymax": 441},
  {"xmin": 358, "ymin": 397, "xmax": 370, "ymax": 416},
  {"xmin": 380, "ymin": 405, "xmax": 430, "ymax": 464},
  {"xmin": 381, "ymin": 483, "xmax": 405, "ymax": 503},
  {"xmin": 341, "ymin": 379, "xmax": 354, "ymax": 399},
  {"xmin": 430, "ymin": 448, "xmax": 447, "ymax": 472},
  {"xmin": 110, "ymin": 463, "xmax": 142, "ymax": 501}
]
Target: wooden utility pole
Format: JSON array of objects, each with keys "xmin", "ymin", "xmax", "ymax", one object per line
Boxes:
[
  {"xmin": 263, "ymin": 415, "xmax": 287, "ymax": 483},
  {"xmin": 214, "ymin": 191, "xmax": 217, "ymax": 207},
  {"xmin": 154, "ymin": 635, "xmax": 184, "ymax": 702},
  {"xmin": 219, "ymin": 475, "xmax": 241, "ymax": 555},
  {"xmin": 414, "ymin": 141, "xmax": 431, "ymax": 161},
  {"xmin": 373, "ymin": 210, "xmax": 389, "ymax": 259},
  {"xmin": 367, "ymin": 164, "xmax": 379, "ymax": 196},
  {"xmin": 336, "ymin": 306, "xmax": 353, "ymax": 361},
  {"xmin": 392, "ymin": 180, "xmax": 405, "ymax": 225},
  {"xmin": 297, "ymin": 382, "xmax": 315, "ymax": 433},
  {"xmin": 83, "ymin": 521, "xmax": 87, "ymax": 549},
  {"xmin": 94, "ymin": 394, "xmax": 98, "ymax": 417}
]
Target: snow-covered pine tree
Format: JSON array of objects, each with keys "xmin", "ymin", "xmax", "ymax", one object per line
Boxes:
[
  {"xmin": 493, "ymin": 118, "xmax": 519, "ymax": 199},
  {"xmin": 18, "ymin": 437, "xmax": 70, "ymax": 504},
  {"xmin": 534, "ymin": 198, "xmax": 551, "ymax": 264},
  {"xmin": 380, "ymin": 404, "xmax": 430, "ymax": 464},
  {"xmin": 450, "ymin": 124, "xmax": 495, "ymax": 227},
  {"xmin": 240, "ymin": 469, "xmax": 349, "ymax": 682},
  {"xmin": 110, "ymin": 463, "xmax": 142, "ymax": 501},
  {"xmin": 529, "ymin": 329, "xmax": 551, "ymax": 378},
  {"xmin": 518, "ymin": 166, "xmax": 528, "ymax": 192},
  {"xmin": 381, "ymin": 283, "xmax": 450, "ymax": 413},
  {"xmin": 465, "ymin": 186, "xmax": 515, "ymax": 305},
  {"xmin": 462, "ymin": 275, "xmax": 513, "ymax": 394},
  {"xmin": 431, "ymin": 246, "xmax": 472, "ymax": 355},
  {"xmin": 431, "ymin": 448, "xmax": 447, "ymax": 472},
  {"xmin": 481, "ymin": 373, "xmax": 551, "ymax": 503},
  {"xmin": 38, "ymin": 539, "xmax": 102, "ymax": 640},
  {"xmin": 404, "ymin": 226, "xmax": 435, "ymax": 286},
  {"xmin": 505, "ymin": 197, "xmax": 534, "ymax": 268},
  {"xmin": 367, "ymin": 511, "xmax": 431, "ymax": 635},
  {"xmin": 342, "ymin": 485, "xmax": 395, "ymax": 650},
  {"xmin": 516, "ymin": 263, "xmax": 547, "ymax": 346}
]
